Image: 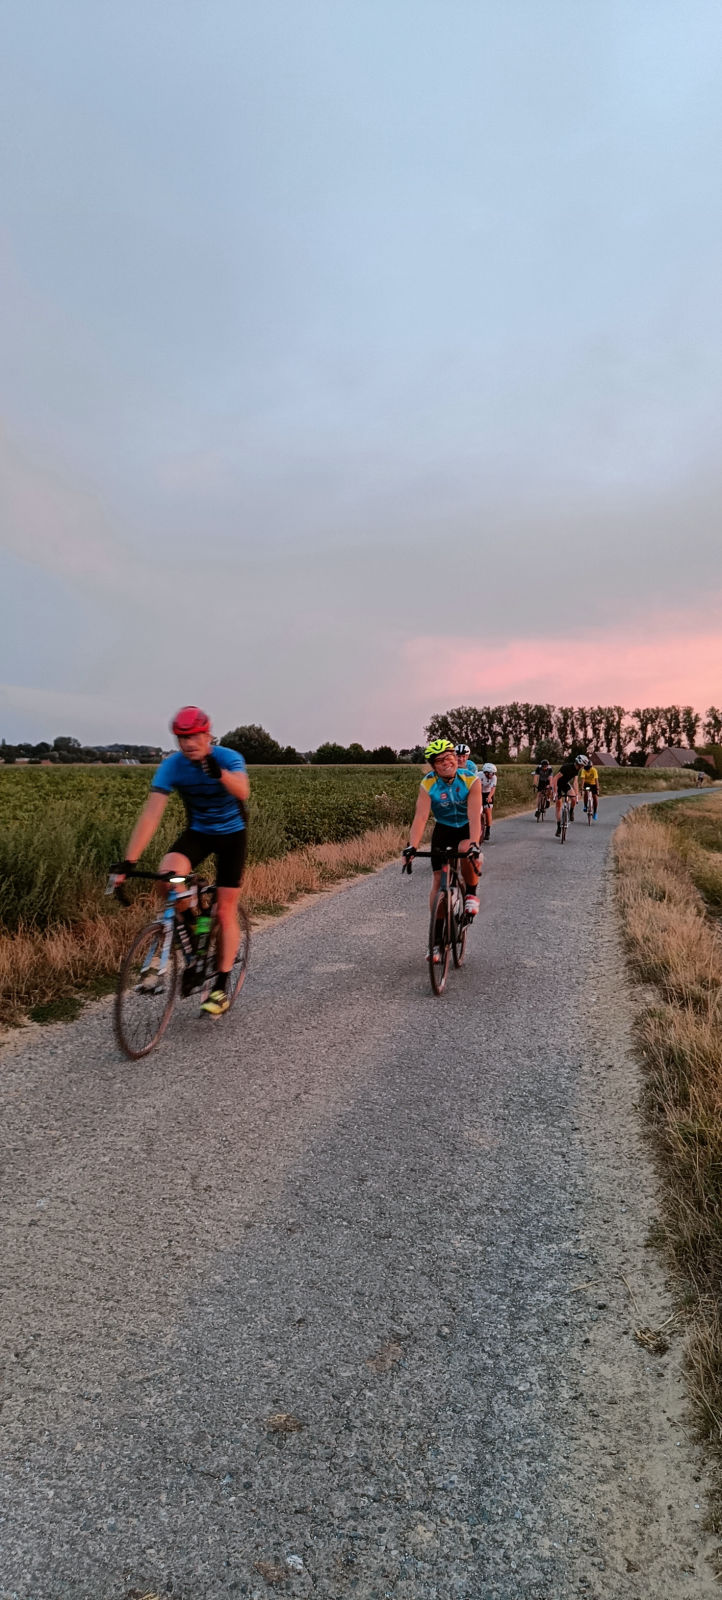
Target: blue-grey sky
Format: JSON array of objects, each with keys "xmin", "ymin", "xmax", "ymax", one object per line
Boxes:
[{"xmin": 2, "ymin": 0, "xmax": 721, "ymax": 748}]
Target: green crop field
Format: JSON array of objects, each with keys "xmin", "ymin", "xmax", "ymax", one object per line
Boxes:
[{"xmin": 0, "ymin": 761, "xmax": 705, "ymax": 935}]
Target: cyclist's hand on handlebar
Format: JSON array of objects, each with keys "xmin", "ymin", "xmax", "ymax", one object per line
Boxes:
[
  {"xmin": 402, "ymin": 845, "xmax": 416, "ymax": 874},
  {"xmin": 466, "ymin": 842, "xmax": 482, "ymax": 861},
  {"xmin": 108, "ymin": 859, "xmax": 135, "ymax": 884},
  {"xmin": 106, "ymin": 861, "xmax": 135, "ymax": 903}
]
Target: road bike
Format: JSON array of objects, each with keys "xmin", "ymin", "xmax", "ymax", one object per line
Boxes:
[
  {"xmin": 107, "ymin": 868, "xmax": 250, "ymax": 1059},
  {"xmin": 535, "ymin": 787, "xmax": 551, "ymax": 822},
  {"xmin": 558, "ymin": 789, "xmax": 576, "ymax": 843},
  {"xmin": 583, "ymin": 784, "xmax": 594, "ymax": 824},
  {"xmin": 402, "ymin": 846, "xmax": 476, "ymax": 996}
]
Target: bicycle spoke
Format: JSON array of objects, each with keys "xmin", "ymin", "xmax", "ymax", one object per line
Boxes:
[{"xmin": 114, "ymin": 923, "xmax": 178, "ymax": 1059}]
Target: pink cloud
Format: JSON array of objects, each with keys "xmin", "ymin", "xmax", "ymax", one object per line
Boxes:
[{"xmin": 403, "ymin": 613, "xmax": 722, "ymax": 714}]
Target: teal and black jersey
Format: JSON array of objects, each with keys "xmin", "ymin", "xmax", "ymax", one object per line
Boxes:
[
  {"xmin": 421, "ymin": 768, "xmax": 478, "ymax": 828},
  {"xmin": 457, "ymin": 759, "xmax": 477, "ymax": 777}
]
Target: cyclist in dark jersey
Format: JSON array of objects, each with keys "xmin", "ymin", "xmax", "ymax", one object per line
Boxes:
[
  {"xmin": 115, "ymin": 706, "xmax": 249, "ymax": 1016},
  {"xmin": 554, "ymin": 756, "xmax": 581, "ymax": 835},
  {"xmin": 533, "ymin": 760, "xmax": 553, "ymax": 814}
]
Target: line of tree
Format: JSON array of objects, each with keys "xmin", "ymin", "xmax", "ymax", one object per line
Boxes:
[
  {"xmin": 221, "ymin": 726, "xmax": 400, "ymax": 764},
  {"xmin": 425, "ymin": 705, "xmax": 722, "ymax": 764},
  {"xmin": 0, "ymin": 736, "xmax": 163, "ymax": 765}
]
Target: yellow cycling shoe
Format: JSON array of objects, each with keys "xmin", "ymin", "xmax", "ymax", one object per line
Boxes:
[{"xmin": 200, "ymin": 988, "xmax": 230, "ymax": 1017}]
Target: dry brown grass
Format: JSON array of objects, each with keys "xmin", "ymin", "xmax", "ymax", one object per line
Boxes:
[
  {"xmin": 615, "ymin": 797, "xmax": 722, "ymax": 1441},
  {"xmin": 0, "ymin": 824, "xmax": 407, "ymax": 1029}
]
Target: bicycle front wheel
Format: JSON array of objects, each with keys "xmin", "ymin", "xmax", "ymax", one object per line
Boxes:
[
  {"xmin": 428, "ymin": 889, "xmax": 451, "ymax": 996},
  {"xmin": 114, "ymin": 922, "xmax": 179, "ymax": 1060},
  {"xmin": 451, "ymin": 883, "xmax": 467, "ymax": 968}
]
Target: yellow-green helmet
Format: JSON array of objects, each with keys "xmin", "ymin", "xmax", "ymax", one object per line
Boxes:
[{"xmin": 424, "ymin": 738, "xmax": 455, "ymax": 763}]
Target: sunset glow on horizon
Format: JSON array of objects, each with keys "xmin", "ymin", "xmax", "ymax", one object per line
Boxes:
[{"xmin": 404, "ymin": 615, "xmax": 722, "ymax": 728}]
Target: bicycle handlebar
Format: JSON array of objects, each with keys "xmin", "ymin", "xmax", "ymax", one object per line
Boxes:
[
  {"xmin": 402, "ymin": 845, "xmax": 479, "ymax": 875},
  {"xmin": 105, "ymin": 865, "xmax": 203, "ymax": 905}
]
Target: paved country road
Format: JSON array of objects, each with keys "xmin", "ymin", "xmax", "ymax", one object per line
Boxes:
[{"xmin": 1, "ymin": 791, "xmax": 717, "ymax": 1600}]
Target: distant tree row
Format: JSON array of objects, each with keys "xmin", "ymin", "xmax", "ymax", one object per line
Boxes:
[
  {"xmin": 221, "ymin": 725, "xmax": 400, "ymax": 764},
  {"xmin": 0, "ymin": 735, "xmax": 162, "ymax": 765},
  {"xmin": 425, "ymin": 704, "xmax": 722, "ymax": 764}
]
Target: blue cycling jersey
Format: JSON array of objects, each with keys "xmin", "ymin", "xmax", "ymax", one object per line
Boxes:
[
  {"xmin": 421, "ymin": 769, "xmax": 478, "ymax": 828},
  {"xmin": 151, "ymin": 746, "xmax": 247, "ymax": 834},
  {"xmin": 457, "ymin": 760, "xmax": 477, "ymax": 777}
]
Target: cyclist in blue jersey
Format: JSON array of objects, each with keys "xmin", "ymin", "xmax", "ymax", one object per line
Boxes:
[
  {"xmin": 115, "ymin": 706, "xmax": 250, "ymax": 1016},
  {"xmin": 403, "ymin": 740, "xmax": 483, "ymax": 932}
]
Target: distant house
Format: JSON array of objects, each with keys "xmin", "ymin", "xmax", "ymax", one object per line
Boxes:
[
  {"xmin": 645, "ymin": 747, "xmax": 698, "ymax": 769},
  {"xmin": 594, "ymin": 750, "xmax": 619, "ymax": 767}
]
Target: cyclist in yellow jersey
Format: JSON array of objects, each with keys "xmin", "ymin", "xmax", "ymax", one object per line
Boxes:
[{"xmin": 581, "ymin": 759, "xmax": 600, "ymax": 820}]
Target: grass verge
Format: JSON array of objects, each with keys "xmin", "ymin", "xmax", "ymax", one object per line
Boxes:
[
  {"xmin": 0, "ymin": 823, "xmax": 408, "ymax": 1030},
  {"xmin": 614, "ymin": 793, "xmax": 722, "ymax": 1446}
]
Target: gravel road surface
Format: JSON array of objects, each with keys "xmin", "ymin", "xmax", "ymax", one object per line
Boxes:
[{"xmin": 1, "ymin": 790, "xmax": 717, "ymax": 1599}]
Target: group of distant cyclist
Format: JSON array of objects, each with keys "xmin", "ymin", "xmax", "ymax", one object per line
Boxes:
[
  {"xmin": 532, "ymin": 753, "xmax": 600, "ymax": 833},
  {"xmin": 109, "ymin": 709, "xmax": 602, "ymax": 1016},
  {"xmin": 400, "ymin": 739, "xmax": 599, "ymax": 964}
]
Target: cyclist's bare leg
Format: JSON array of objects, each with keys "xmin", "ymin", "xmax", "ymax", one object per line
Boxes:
[
  {"xmin": 215, "ymin": 885, "xmax": 242, "ymax": 971},
  {"xmin": 460, "ymin": 855, "xmax": 481, "ymax": 892},
  {"xmin": 429, "ymin": 869, "xmax": 443, "ymax": 915},
  {"xmin": 158, "ymin": 850, "xmax": 194, "ymax": 905}
]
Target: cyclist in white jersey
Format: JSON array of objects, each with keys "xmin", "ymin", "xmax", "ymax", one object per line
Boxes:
[{"xmin": 480, "ymin": 762, "xmax": 497, "ymax": 841}]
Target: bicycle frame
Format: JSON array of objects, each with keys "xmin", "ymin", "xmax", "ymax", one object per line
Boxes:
[
  {"xmin": 535, "ymin": 783, "xmax": 551, "ymax": 819},
  {"xmin": 107, "ymin": 868, "xmax": 212, "ymax": 983},
  {"xmin": 403, "ymin": 845, "xmax": 476, "ymax": 994}
]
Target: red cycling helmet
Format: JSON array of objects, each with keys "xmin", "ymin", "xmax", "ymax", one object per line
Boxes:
[{"xmin": 171, "ymin": 705, "xmax": 211, "ymax": 737}]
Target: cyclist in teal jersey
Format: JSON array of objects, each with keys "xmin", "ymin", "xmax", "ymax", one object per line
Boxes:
[
  {"xmin": 455, "ymin": 742, "xmax": 478, "ymax": 777},
  {"xmin": 114, "ymin": 706, "xmax": 250, "ymax": 1016},
  {"xmin": 403, "ymin": 739, "xmax": 483, "ymax": 923}
]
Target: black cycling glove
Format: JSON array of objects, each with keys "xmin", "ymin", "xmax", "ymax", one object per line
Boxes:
[{"xmin": 197, "ymin": 754, "xmax": 222, "ymax": 780}]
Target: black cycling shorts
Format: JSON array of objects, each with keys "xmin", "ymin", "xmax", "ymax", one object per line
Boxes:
[
  {"xmin": 556, "ymin": 780, "xmax": 574, "ymax": 797},
  {"xmin": 170, "ymin": 828, "xmax": 247, "ymax": 889},
  {"xmin": 583, "ymin": 783, "xmax": 599, "ymax": 797},
  {"xmin": 482, "ymin": 790, "xmax": 495, "ymax": 808},
  {"xmin": 430, "ymin": 821, "xmax": 470, "ymax": 872}
]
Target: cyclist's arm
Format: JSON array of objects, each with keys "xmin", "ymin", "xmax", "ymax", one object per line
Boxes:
[
  {"xmin": 408, "ymin": 787, "xmax": 432, "ymax": 849},
  {"xmin": 124, "ymin": 790, "xmax": 169, "ymax": 865},
  {"xmin": 218, "ymin": 767, "xmax": 250, "ymax": 803},
  {"xmin": 466, "ymin": 777, "xmax": 482, "ymax": 845}
]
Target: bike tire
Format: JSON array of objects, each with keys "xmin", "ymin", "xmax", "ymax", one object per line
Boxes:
[
  {"xmin": 200, "ymin": 903, "xmax": 251, "ymax": 1011},
  {"xmin": 561, "ymin": 808, "xmax": 568, "ymax": 843},
  {"xmin": 114, "ymin": 921, "xmax": 179, "ymax": 1060},
  {"xmin": 428, "ymin": 889, "xmax": 451, "ymax": 996},
  {"xmin": 451, "ymin": 883, "xmax": 467, "ymax": 968}
]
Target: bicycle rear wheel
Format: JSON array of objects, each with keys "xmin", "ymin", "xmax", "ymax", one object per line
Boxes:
[
  {"xmin": 199, "ymin": 904, "xmax": 251, "ymax": 1011},
  {"xmin": 114, "ymin": 922, "xmax": 179, "ymax": 1060},
  {"xmin": 451, "ymin": 881, "xmax": 467, "ymax": 968},
  {"xmin": 428, "ymin": 889, "xmax": 451, "ymax": 995},
  {"xmin": 561, "ymin": 803, "xmax": 568, "ymax": 843}
]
